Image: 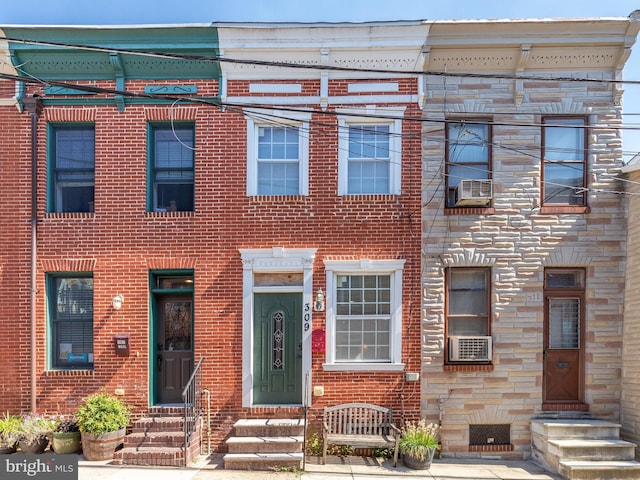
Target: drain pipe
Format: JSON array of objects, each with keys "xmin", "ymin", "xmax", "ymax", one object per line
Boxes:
[
  {"xmin": 436, "ymin": 389, "xmax": 452, "ymax": 460},
  {"xmin": 203, "ymin": 388, "xmax": 211, "ymax": 455},
  {"xmin": 22, "ymin": 96, "xmax": 43, "ymax": 414}
]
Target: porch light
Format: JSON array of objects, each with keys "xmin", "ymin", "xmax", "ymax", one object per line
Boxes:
[
  {"xmin": 112, "ymin": 294, "xmax": 124, "ymax": 310},
  {"xmin": 314, "ymin": 289, "xmax": 325, "ymax": 312}
]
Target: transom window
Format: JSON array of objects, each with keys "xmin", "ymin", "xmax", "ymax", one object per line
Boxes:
[
  {"xmin": 49, "ymin": 125, "xmax": 95, "ymax": 213},
  {"xmin": 446, "ymin": 121, "xmax": 491, "ymax": 207},
  {"xmin": 542, "ymin": 117, "xmax": 587, "ymax": 206},
  {"xmin": 544, "ymin": 269, "xmax": 584, "ymax": 349},
  {"xmin": 324, "ymin": 259, "xmax": 405, "ymax": 371},
  {"xmin": 48, "ymin": 274, "xmax": 93, "ymax": 370},
  {"xmin": 149, "ymin": 124, "xmax": 195, "ymax": 212}
]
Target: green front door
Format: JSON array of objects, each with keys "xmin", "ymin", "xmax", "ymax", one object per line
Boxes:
[{"xmin": 253, "ymin": 293, "xmax": 303, "ymax": 404}]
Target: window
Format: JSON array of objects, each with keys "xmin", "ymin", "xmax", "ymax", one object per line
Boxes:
[
  {"xmin": 446, "ymin": 121, "xmax": 491, "ymax": 207},
  {"xmin": 337, "ymin": 108, "xmax": 403, "ymax": 195},
  {"xmin": 542, "ymin": 117, "xmax": 587, "ymax": 206},
  {"xmin": 49, "ymin": 125, "xmax": 95, "ymax": 213},
  {"xmin": 544, "ymin": 269, "xmax": 584, "ymax": 349},
  {"xmin": 323, "ymin": 259, "xmax": 405, "ymax": 370},
  {"xmin": 48, "ymin": 274, "xmax": 93, "ymax": 369},
  {"xmin": 445, "ymin": 268, "xmax": 491, "ymax": 362},
  {"xmin": 149, "ymin": 124, "xmax": 194, "ymax": 212},
  {"xmin": 246, "ymin": 111, "xmax": 310, "ymax": 196}
]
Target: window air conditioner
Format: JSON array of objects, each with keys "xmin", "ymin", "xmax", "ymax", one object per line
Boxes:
[
  {"xmin": 449, "ymin": 336, "xmax": 492, "ymax": 361},
  {"xmin": 455, "ymin": 179, "xmax": 492, "ymax": 206}
]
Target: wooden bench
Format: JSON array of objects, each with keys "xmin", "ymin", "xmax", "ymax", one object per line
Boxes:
[{"xmin": 322, "ymin": 402, "xmax": 400, "ymax": 466}]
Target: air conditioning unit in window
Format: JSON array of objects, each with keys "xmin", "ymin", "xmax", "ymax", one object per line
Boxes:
[
  {"xmin": 449, "ymin": 336, "xmax": 492, "ymax": 361},
  {"xmin": 455, "ymin": 179, "xmax": 492, "ymax": 206}
]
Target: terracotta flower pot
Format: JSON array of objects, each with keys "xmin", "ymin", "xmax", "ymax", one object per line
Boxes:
[
  {"xmin": 52, "ymin": 431, "xmax": 82, "ymax": 454},
  {"xmin": 81, "ymin": 429, "xmax": 125, "ymax": 461}
]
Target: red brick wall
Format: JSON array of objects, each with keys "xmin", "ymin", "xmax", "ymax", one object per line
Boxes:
[{"xmin": 1, "ymin": 77, "xmax": 421, "ymax": 451}]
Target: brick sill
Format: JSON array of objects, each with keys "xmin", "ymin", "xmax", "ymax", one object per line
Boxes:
[
  {"xmin": 444, "ymin": 207, "xmax": 495, "ymax": 215},
  {"xmin": 443, "ymin": 364, "xmax": 494, "ymax": 372},
  {"xmin": 539, "ymin": 206, "xmax": 590, "ymax": 214},
  {"xmin": 469, "ymin": 444, "xmax": 514, "ymax": 452},
  {"xmin": 44, "ymin": 369, "xmax": 94, "ymax": 377},
  {"xmin": 542, "ymin": 403, "xmax": 589, "ymax": 411}
]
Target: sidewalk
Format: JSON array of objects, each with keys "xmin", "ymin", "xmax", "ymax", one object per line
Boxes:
[{"xmin": 79, "ymin": 454, "xmax": 563, "ymax": 480}]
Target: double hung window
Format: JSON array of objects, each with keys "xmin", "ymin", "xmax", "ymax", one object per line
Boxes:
[
  {"xmin": 445, "ymin": 121, "xmax": 491, "ymax": 207},
  {"xmin": 324, "ymin": 259, "xmax": 404, "ymax": 370},
  {"xmin": 49, "ymin": 125, "xmax": 95, "ymax": 213},
  {"xmin": 48, "ymin": 274, "xmax": 93, "ymax": 370},
  {"xmin": 542, "ymin": 117, "xmax": 587, "ymax": 206},
  {"xmin": 149, "ymin": 124, "xmax": 195, "ymax": 212}
]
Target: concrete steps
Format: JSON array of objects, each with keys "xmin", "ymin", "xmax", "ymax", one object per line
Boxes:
[
  {"xmin": 531, "ymin": 418, "xmax": 640, "ymax": 480},
  {"xmin": 223, "ymin": 418, "xmax": 305, "ymax": 470}
]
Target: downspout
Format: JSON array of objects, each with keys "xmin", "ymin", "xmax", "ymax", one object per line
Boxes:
[{"xmin": 22, "ymin": 96, "xmax": 43, "ymax": 413}]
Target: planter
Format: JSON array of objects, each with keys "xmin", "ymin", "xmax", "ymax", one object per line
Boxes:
[
  {"xmin": 81, "ymin": 429, "xmax": 125, "ymax": 461},
  {"xmin": 52, "ymin": 431, "xmax": 81, "ymax": 454},
  {"xmin": 0, "ymin": 444, "xmax": 16, "ymax": 454},
  {"xmin": 18, "ymin": 437, "xmax": 49, "ymax": 454},
  {"xmin": 402, "ymin": 448, "xmax": 436, "ymax": 470}
]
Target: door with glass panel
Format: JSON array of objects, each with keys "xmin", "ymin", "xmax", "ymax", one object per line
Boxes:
[
  {"xmin": 253, "ymin": 293, "xmax": 302, "ymax": 404},
  {"xmin": 543, "ymin": 269, "xmax": 585, "ymax": 405}
]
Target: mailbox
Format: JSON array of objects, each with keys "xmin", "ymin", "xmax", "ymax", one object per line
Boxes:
[{"xmin": 113, "ymin": 334, "xmax": 130, "ymax": 357}]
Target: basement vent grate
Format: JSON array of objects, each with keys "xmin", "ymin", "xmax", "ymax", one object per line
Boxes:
[{"xmin": 469, "ymin": 424, "xmax": 510, "ymax": 446}]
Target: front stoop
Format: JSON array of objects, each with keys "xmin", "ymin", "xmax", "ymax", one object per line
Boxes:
[
  {"xmin": 531, "ymin": 418, "xmax": 640, "ymax": 480},
  {"xmin": 223, "ymin": 418, "xmax": 305, "ymax": 470},
  {"xmin": 114, "ymin": 407, "xmax": 201, "ymax": 467}
]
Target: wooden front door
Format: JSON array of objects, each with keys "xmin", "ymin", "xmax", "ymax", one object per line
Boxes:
[
  {"xmin": 156, "ymin": 295, "xmax": 193, "ymax": 404},
  {"xmin": 543, "ymin": 296, "xmax": 583, "ymax": 405},
  {"xmin": 253, "ymin": 293, "xmax": 302, "ymax": 405}
]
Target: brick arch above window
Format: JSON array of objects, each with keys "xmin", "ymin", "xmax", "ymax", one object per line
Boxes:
[
  {"xmin": 145, "ymin": 106, "xmax": 197, "ymax": 122},
  {"xmin": 40, "ymin": 258, "xmax": 96, "ymax": 272},
  {"xmin": 543, "ymin": 247, "xmax": 588, "ymax": 267},
  {"xmin": 144, "ymin": 257, "xmax": 198, "ymax": 270},
  {"xmin": 45, "ymin": 108, "xmax": 96, "ymax": 122},
  {"xmin": 440, "ymin": 249, "xmax": 495, "ymax": 267}
]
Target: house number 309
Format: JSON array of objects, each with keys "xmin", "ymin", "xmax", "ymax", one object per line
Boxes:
[{"xmin": 304, "ymin": 303, "xmax": 311, "ymax": 331}]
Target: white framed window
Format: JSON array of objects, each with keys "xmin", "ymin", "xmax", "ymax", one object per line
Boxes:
[
  {"xmin": 246, "ymin": 109, "xmax": 311, "ymax": 196},
  {"xmin": 337, "ymin": 107, "xmax": 404, "ymax": 195},
  {"xmin": 323, "ymin": 259, "xmax": 405, "ymax": 371}
]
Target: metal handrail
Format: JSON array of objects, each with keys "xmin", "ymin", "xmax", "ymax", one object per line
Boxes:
[{"xmin": 182, "ymin": 356, "xmax": 204, "ymax": 466}]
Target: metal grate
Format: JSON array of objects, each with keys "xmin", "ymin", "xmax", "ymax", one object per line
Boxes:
[{"xmin": 469, "ymin": 424, "xmax": 510, "ymax": 446}]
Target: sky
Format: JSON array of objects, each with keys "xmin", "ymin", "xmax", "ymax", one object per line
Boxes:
[{"xmin": 3, "ymin": 0, "xmax": 640, "ymax": 159}]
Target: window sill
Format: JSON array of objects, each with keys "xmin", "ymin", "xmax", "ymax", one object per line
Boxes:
[
  {"xmin": 322, "ymin": 362, "xmax": 405, "ymax": 372},
  {"xmin": 145, "ymin": 210, "xmax": 195, "ymax": 218},
  {"xmin": 249, "ymin": 195, "xmax": 307, "ymax": 204},
  {"xmin": 443, "ymin": 364, "xmax": 494, "ymax": 372},
  {"xmin": 340, "ymin": 194, "xmax": 398, "ymax": 203},
  {"xmin": 44, "ymin": 369, "xmax": 94, "ymax": 377},
  {"xmin": 45, "ymin": 212, "xmax": 95, "ymax": 220},
  {"xmin": 539, "ymin": 206, "xmax": 590, "ymax": 214},
  {"xmin": 444, "ymin": 207, "xmax": 495, "ymax": 215}
]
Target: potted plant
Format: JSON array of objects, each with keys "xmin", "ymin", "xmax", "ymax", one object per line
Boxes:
[
  {"xmin": 76, "ymin": 392, "xmax": 130, "ymax": 461},
  {"xmin": 51, "ymin": 418, "xmax": 81, "ymax": 454},
  {"xmin": 0, "ymin": 413, "xmax": 21, "ymax": 454},
  {"xmin": 16, "ymin": 413, "xmax": 57, "ymax": 454},
  {"xmin": 399, "ymin": 419, "xmax": 440, "ymax": 470}
]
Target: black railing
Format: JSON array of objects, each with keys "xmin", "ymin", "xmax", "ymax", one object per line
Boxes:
[{"xmin": 182, "ymin": 356, "xmax": 204, "ymax": 466}]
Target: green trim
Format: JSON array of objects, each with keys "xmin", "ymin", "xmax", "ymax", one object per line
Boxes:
[
  {"xmin": 144, "ymin": 85, "xmax": 198, "ymax": 95},
  {"xmin": 45, "ymin": 86, "xmax": 98, "ymax": 95},
  {"xmin": 35, "ymin": 97, "xmax": 220, "ymax": 107}
]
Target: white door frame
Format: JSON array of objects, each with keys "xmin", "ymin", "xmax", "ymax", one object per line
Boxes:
[{"xmin": 239, "ymin": 247, "xmax": 316, "ymax": 407}]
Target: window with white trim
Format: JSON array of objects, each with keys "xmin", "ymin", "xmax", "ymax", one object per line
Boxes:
[
  {"xmin": 337, "ymin": 108, "xmax": 403, "ymax": 195},
  {"xmin": 323, "ymin": 259, "xmax": 405, "ymax": 371},
  {"xmin": 246, "ymin": 111, "xmax": 310, "ymax": 196}
]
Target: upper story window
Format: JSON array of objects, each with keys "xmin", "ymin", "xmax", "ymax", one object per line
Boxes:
[
  {"xmin": 337, "ymin": 108, "xmax": 403, "ymax": 196},
  {"xmin": 49, "ymin": 125, "xmax": 95, "ymax": 213},
  {"xmin": 445, "ymin": 267, "xmax": 492, "ymax": 363},
  {"xmin": 48, "ymin": 274, "xmax": 93, "ymax": 370},
  {"xmin": 323, "ymin": 259, "xmax": 405, "ymax": 371},
  {"xmin": 149, "ymin": 124, "xmax": 195, "ymax": 212},
  {"xmin": 246, "ymin": 111, "xmax": 310, "ymax": 196},
  {"xmin": 446, "ymin": 121, "xmax": 491, "ymax": 208},
  {"xmin": 542, "ymin": 117, "xmax": 587, "ymax": 206}
]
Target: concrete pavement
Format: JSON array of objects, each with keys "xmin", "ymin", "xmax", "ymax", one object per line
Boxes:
[{"xmin": 78, "ymin": 454, "xmax": 563, "ymax": 479}]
